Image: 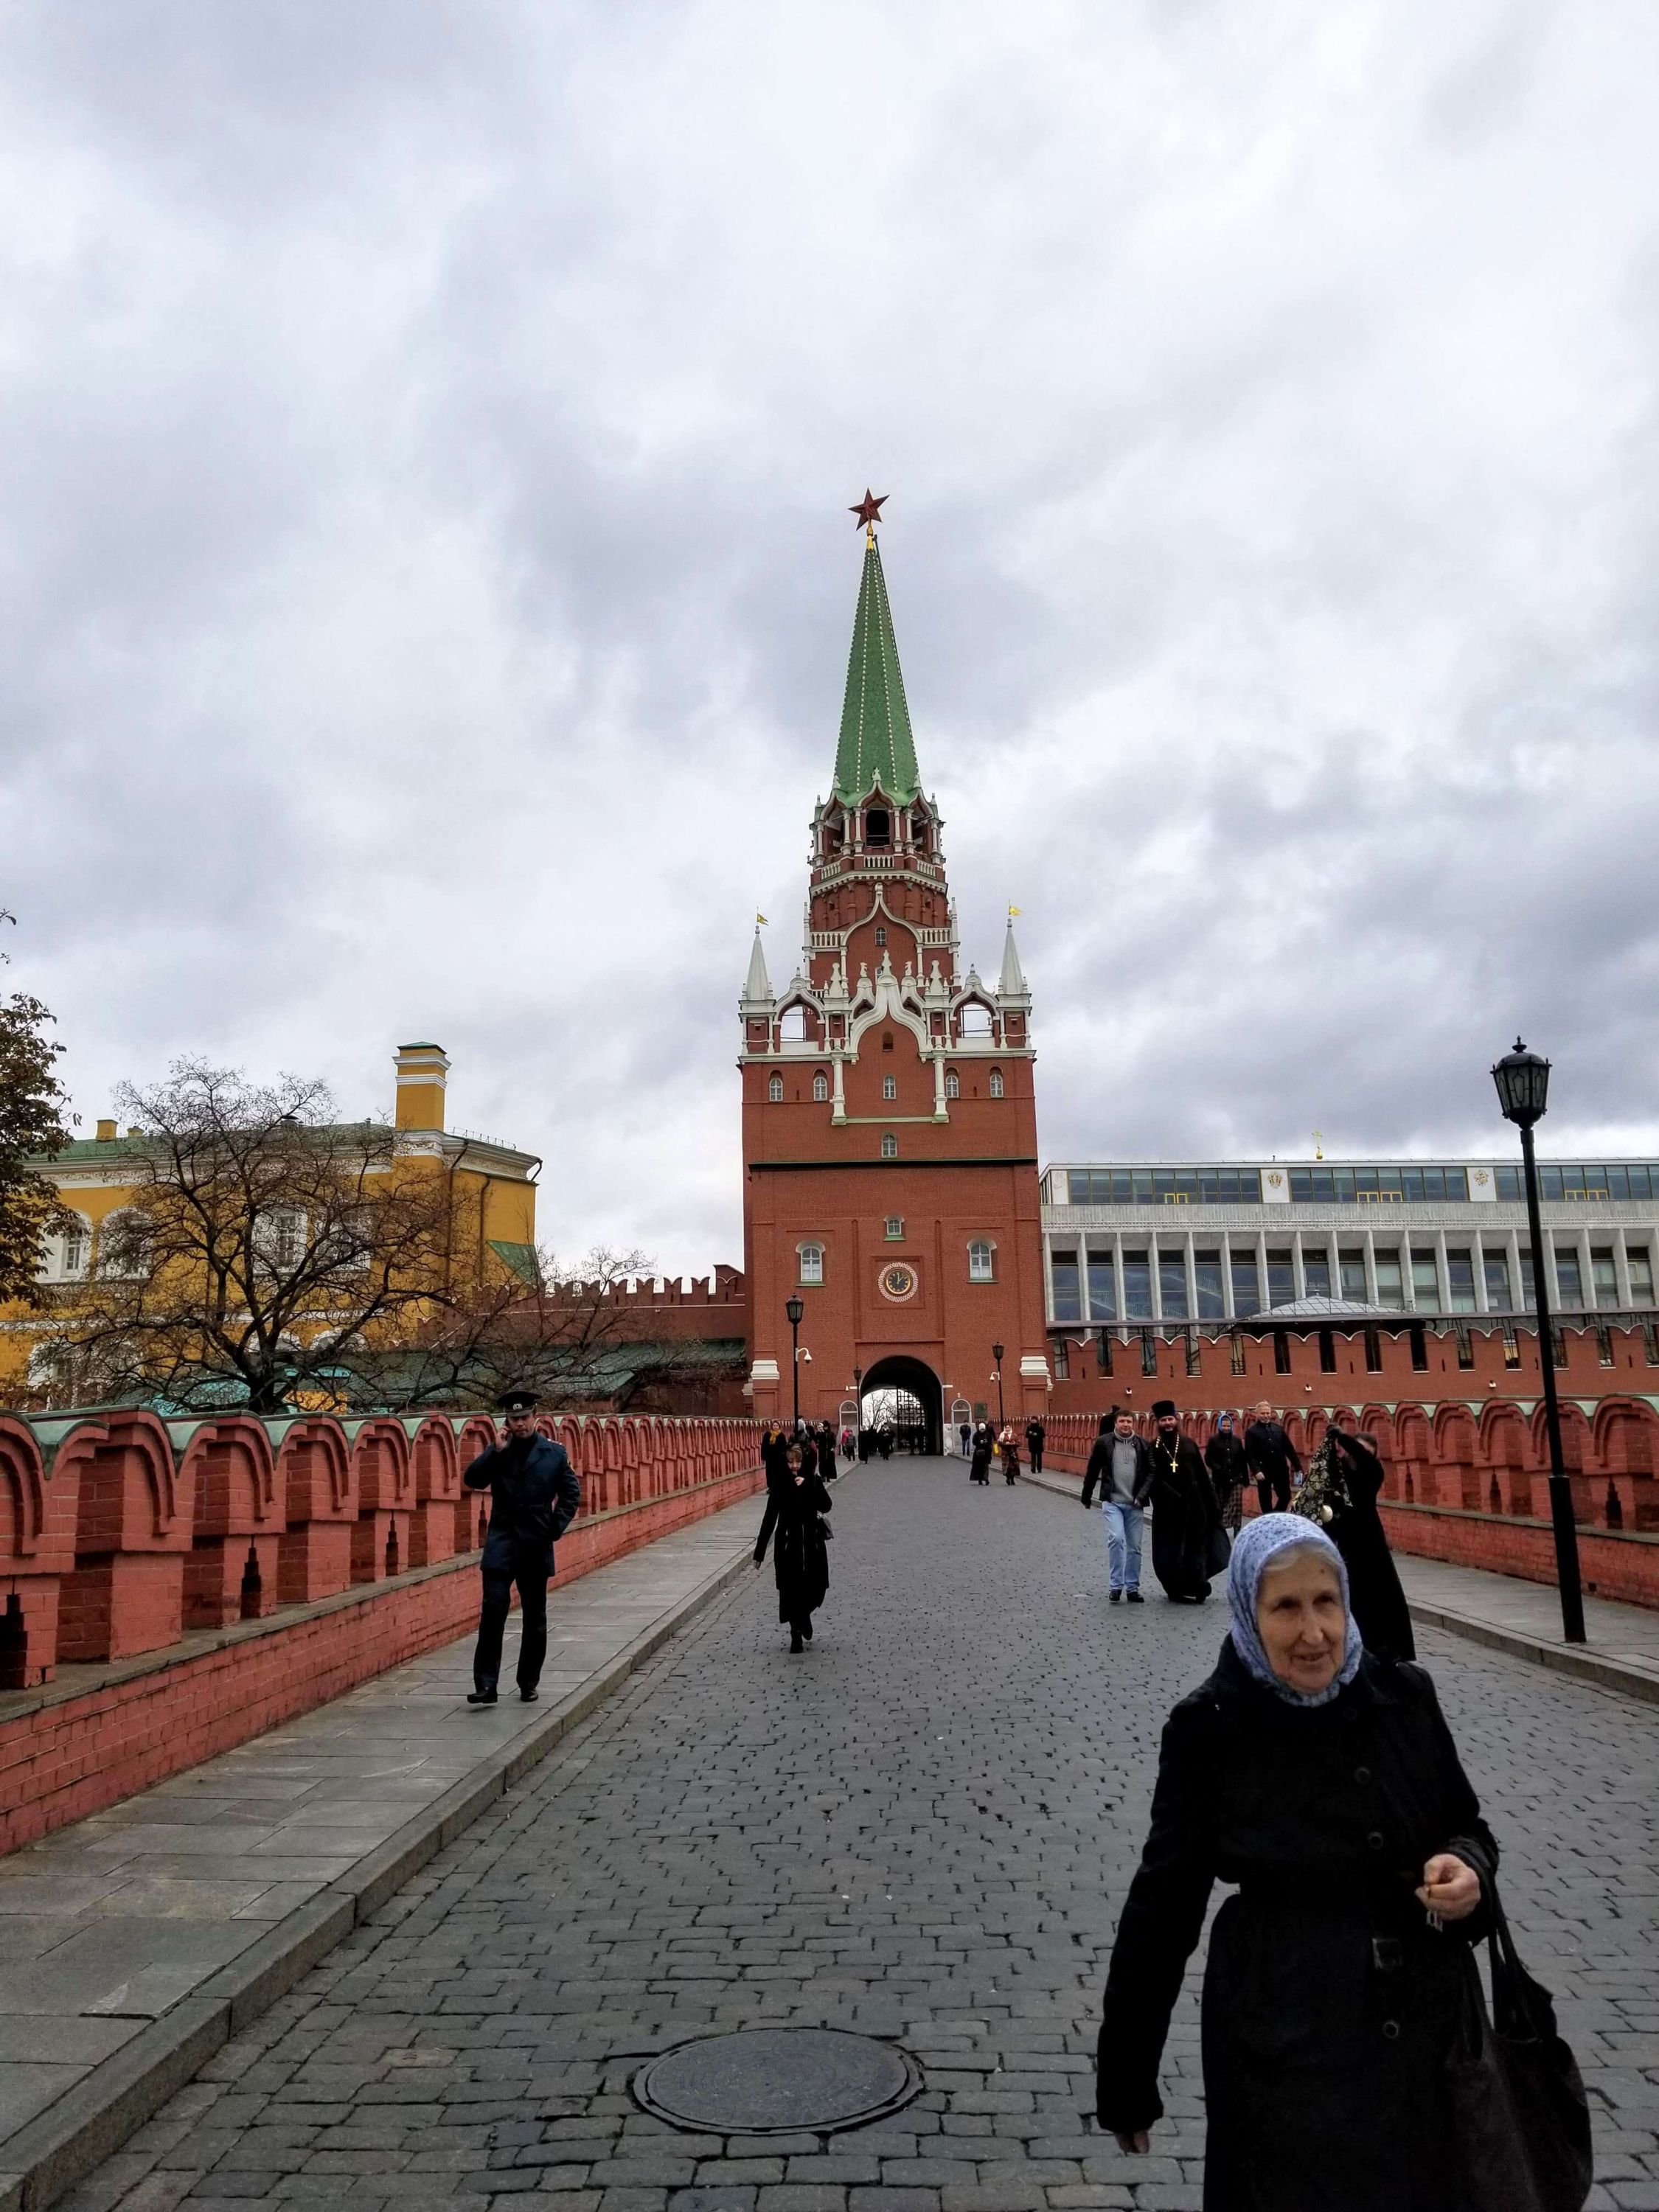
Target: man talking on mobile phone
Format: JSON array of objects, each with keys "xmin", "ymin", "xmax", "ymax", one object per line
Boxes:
[{"xmin": 462, "ymin": 1388, "xmax": 581, "ymax": 1705}]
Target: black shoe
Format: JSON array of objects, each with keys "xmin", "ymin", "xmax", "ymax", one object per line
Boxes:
[
  {"xmin": 801, "ymin": 1620, "xmax": 813, "ymax": 1641},
  {"xmin": 467, "ymin": 1688, "xmax": 498, "ymax": 1705},
  {"xmin": 1126, "ymin": 1591, "xmax": 1144, "ymax": 1605},
  {"xmin": 519, "ymin": 1687, "xmax": 540, "ymax": 1702},
  {"xmin": 1109, "ymin": 1590, "xmax": 1121, "ymax": 1603}
]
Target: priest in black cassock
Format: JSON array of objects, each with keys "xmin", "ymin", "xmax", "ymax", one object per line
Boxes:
[{"xmin": 1147, "ymin": 1400, "xmax": 1222, "ymax": 1603}]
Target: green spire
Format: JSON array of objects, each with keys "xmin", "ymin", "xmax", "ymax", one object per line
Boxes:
[{"xmin": 833, "ymin": 535, "xmax": 920, "ymax": 805}]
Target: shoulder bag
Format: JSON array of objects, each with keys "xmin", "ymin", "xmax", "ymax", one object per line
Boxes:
[{"xmin": 1445, "ymin": 1879, "xmax": 1593, "ymax": 2212}]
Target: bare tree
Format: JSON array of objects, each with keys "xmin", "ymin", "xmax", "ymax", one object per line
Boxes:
[
  {"xmin": 356, "ymin": 1244, "xmax": 657, "ymax": 1412},
  {"xmin": 52, "ymin": 1062, "xmax": 470, "ymax": 1413},
  {"xmin": 0, "ymin": 910, "xmax": 75, "ymax": 1307}
]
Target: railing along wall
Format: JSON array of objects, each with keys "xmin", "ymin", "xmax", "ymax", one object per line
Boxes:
[{"xmin": 0, "ymin": 1409, "xmax": 763, "ymax": 1689}]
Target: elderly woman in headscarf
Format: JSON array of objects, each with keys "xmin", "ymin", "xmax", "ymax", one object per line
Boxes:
[{"xmin": 1096, "ymin": 1514, "xmax": 1499, "ymax": 2212}]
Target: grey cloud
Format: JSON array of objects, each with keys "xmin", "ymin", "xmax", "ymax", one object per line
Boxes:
[{"xmin": 2, "ymin": 0, "xmax": 1658, "ymax": 1268}]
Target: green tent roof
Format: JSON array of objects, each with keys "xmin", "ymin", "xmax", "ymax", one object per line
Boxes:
[{"xmin": 833, "ymin": 537, "xmax": 920, "ymax": 805}]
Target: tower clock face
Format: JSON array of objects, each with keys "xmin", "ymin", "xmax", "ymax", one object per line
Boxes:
[{"xmin": 880, "ymin": 1262, "xmax": 919, "ymax": 1302}]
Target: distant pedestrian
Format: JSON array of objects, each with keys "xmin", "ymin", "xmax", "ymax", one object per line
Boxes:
[
  {"xmin": 970, "ymin": 1421, "xmax": 994, "ymax": 1486},
  {"xmin": 1025, "ymin": 1417, "xmax": 1046, "ymax": 1474},
  {"xmin": 841, "ymin": 1427, "xmax": 855, "ymax": 1464},
  {"xmin": 753, "ymin": 1439, "xmax": 832, "ymax": 1654},
  {"xmin": 1295, "ymin": 1426, "xmax": 1416, "ymax": 1663},
  {"xmin": 1096, "ymin": 1513, "xmax": 1500, "ymax": 2212},
  {"xmin": 463, "ymin": 1388, "xmax": 582, "ymax": 1706},
  {"xmin": 1147, "ymin": 1401, "xmax": 1222, "ymax": 1603},
  {"xmin": 1204, "ymin": 1412, "xmax": 1249, "ymax": 1534},
  {"xmin": 1244, "ymin": 1399, "xmax": 1301, "ymax": 1514},
  {"xmin": 959, "ymin": 1419, "xmax": 973, "ymax": 1458},
  {"xmin": 998, "ymin": 1422, "xmax": 1020, "ymax": 1484},
  {"xmin": 1093, "ymin": 1410, "xmax": 1152, "ymax": 1603}
]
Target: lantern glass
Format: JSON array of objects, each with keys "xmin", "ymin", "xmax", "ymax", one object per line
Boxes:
[
  {"xmin": 1492, "ymin": 1039, "xmax": 1551, "ymax": 1128},
  {"xmin": 785, "ymin": 1294, "xmax": 804, "ymax": 1327},
  {"xmin": 992, "ymin": 1342, "xmax": 1005, "ymax": 1364}
]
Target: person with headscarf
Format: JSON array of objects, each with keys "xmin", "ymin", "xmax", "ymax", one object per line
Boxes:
[
  {"xmin": 1295, "ymin": 1425, "xmax": 1415, "ymax": 1662},
  {"xmin": 753, "ymin": 1436, "xmax": 832, "ymax": 1653},
  {"xmin": 969, "ymin": 1420, "xmax": 994, "ymax": 1486},
  {"xmin": 1147, "ymin": 1401, "xmax": 1222, "ymax": 1601},
  {"xmin": 1095, "ymin": 1514, "xmax": 1499, "ymax": 2212},
  {"xmin": 1204, "ymin": 1412, "xmax": 1249, "ymax": 1536}
]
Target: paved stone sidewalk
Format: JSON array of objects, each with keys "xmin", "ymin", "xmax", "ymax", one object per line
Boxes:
[
  {"xmin": 46, "ymin": 1458, "xmax": 1659, "ymax": 2212},
  {"xmin": 0, "ymin": 1503, "xmax": 760, "ymax": 2185}
]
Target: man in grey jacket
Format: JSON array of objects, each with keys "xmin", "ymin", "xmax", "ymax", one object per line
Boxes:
[{"xmin": 1095, "ymin": 1409, "xmax": 1154, "ymax": 1604}]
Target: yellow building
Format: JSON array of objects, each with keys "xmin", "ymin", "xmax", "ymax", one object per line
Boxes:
[{"xmin": 6, "ymin": 1043, "xmax": 540, "ymax": 1404}]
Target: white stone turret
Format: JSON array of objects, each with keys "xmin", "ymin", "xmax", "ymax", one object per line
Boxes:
[{"xmin": 740, "ymin": 928, "xmax": 775, "ymax": 1015}]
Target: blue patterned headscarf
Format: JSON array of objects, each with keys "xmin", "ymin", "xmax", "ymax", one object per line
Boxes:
[{"xmin": 1228, "ymin": 1513, "xmax": 1363, "ymax": 1708}]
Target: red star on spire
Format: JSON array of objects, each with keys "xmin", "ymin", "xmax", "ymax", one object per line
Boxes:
[{"xmin": 849, "ymin": 489, "xmax": 888, "ymax": 530}]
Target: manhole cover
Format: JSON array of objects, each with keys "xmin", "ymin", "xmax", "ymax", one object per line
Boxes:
[{"xmin": 633, "ymin": 2027, "xmax": 921, "ymax": 2135}]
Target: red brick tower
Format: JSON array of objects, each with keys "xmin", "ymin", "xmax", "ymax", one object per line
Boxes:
[{"xmin": 740, "ymin": 508, "xmax": 1049, "ymax": 1447}]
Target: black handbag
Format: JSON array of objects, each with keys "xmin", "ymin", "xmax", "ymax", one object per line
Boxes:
[
  {"xmin": 1205, "ymin": 1524, "xmax": 1232, "ymax": 1575},
  {"xmin": 1446, "ymin": 1882, "xmax": 1593, "ymax": 2212}
]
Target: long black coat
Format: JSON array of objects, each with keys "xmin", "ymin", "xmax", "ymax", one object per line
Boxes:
[
  {"xmin": 1148, "ymin": 1434, "xmax": 1220, "ymax": 1599},
  {"xmin": 1324, "ymin": 1431, "xmax": 1416, "ymax": 1662},
  {"xmin": 1097, "ymin": 1644, "xmax": 1498, "ymax": 2212},
  {"xmin": 753, "ymin": 1466, "xmax": 832, "ymax": 1622},
  {"xmin": 463, "ymin": 1434, "xmax": 581, "ymax": 1575},
  {"xmin": 1203, "ymin": 1431, "xmax": 1248, "ymax": 1517}
]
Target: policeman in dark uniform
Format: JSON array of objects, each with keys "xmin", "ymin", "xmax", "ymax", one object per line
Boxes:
[{"xmin": 463, "ymin": 1388, "xmax": 582, "ymax": 1705}]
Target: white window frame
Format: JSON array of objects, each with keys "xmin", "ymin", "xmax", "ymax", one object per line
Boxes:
[
  {"xmin": 882, "ymin": 1074, "xmax": 897, "ymax": 1101},
  {"xmin": 945, "ymin": 1070, "xmax": 960, "ymax": 1099},
  {"xmin": 797, "ymin": 1241, "xmax": 824, "ymax": 1286},
  {"xmin": 989, "ymin": 1068, "xmax": 1004, "ymax": 1099},
  {"xmin": 768, "ymin": 1073, "xmax": 784, "ymax": 1102},
  {"xmin": 968, "ymin": 1239, "xmax": 995, "ymax": 1283},
  {"xmin": 812, "ymin": 1071, "xmax": 829, "ymax": 1102},
  {"xmin": 885, "ymin": 1216, "xmax": 905, "ymax": 1241},
  {"xmin": 881, "ymin": 1133, "xmax": 898, "ymax": 1160}
]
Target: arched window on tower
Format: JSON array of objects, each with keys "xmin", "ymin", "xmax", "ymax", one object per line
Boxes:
[
  {"xmin": 866, "ymin": 807, "xmax": 891, "ymax": 846},
  {"xmin": 911, "ymin": 811, "xmax": 930, "ymax": 851},
  {"xmin": 959, "ymin": 1002, "xmax": 992, "ymax": 1037},
  {"xmin": 989, "ymin": 1068, "xmax": 1004, "ymax": 1099},
  {"xmin": 881, "ymin": 1133, "xmax": 898, "ymax": 1160},
  {"xmin": 812, "ymin": 1071, "xmax": 829, "ymax": 1102},
  {"xmin": 968, "ymin": 1239, "xmax": 995, "ymax": 1283},
  {"xmin": 768, "ymin": 1073, "xmax": 784, "ymax": 1103},
  {"xmin": 798, "ymin": 1242, "xmax": 824, "ymax": 1286},
  {"xmin": 882, "ymin": 1075, "xmax": 897, "ymax": 1101},
  {"xmin": 945, "ymin": 1070, "xmax": 960, "ymax": 1100},
  {"xmin": 779, "ymin": 1006, "xmax": 807, "ymax": 1043}
]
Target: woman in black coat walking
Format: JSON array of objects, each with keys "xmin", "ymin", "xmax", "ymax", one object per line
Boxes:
[
  {"xmin": 754, "ymin": 1440, "xmax": 832, "ymax": 1653},
  {"xmin": 1203, "ymin": 1413, "xmax": 1249, "ymax": 1535},
  {"xmin": 1293, "ymin": 1426, "xmax": 1415, "ymax": 1661},
  {"xmin": 1096, "ymin": 1512, "xmax": 1498, "ymax": 2212},
  {"xmin": 969, "ymin": 1422, "xmax": 993, "ymax": 1486}
]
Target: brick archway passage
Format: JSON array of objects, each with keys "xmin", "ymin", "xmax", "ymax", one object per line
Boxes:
[{"xmin": 859, "ymin": 1354, "xmax": 945, "ymax": 1454}]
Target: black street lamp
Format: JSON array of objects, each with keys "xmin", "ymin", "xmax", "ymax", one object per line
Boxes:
[
  {"xmin": 992, "ymin": 1340, "xmax": 1006, "ymax": 1430},
  {"xmin": 1492, "ymin": 1038, "xmax": 1586, "ymax": 1644},
  {"xmin": 785, "ymin": 1293, "xmax": 804, "ymax": 1430}
]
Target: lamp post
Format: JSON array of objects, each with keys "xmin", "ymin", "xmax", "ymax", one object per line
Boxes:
[
  {"xmin": 785, "ymin": 1294, "xmax": 804, "ymax": 1430},
  {"xmin": 992, "ymin": 1340, "xmax": 1006, "ymax": 1430},
  {"xmin": 1492, "ymin": 1039, "xmax": 1586, "ymax": 1644}
]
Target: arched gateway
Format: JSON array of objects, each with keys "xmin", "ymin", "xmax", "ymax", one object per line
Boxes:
[{"xmin": 858, "ymin": 1356, "xmax": 944, "ymax": 1455}]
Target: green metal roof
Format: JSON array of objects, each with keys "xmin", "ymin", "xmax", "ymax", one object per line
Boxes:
[{"xmin": 833, "ymin": 537, "xmax": 920, "ymax": 805}]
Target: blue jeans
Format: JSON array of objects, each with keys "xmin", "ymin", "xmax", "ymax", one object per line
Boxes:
[{"xmin": 1102, "ymin": 1499, "xmax": 1144, "ymax": 1593}]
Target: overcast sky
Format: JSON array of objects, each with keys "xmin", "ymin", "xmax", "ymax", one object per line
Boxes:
[{"xmin": 4, "ymin": 1, "xmax": 1658, "ymax": 1273}]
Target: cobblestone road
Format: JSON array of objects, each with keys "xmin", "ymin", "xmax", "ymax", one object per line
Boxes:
[{"xmin": 63, "ymin": 1458, "xmax": 1659, "ymax": 2212}]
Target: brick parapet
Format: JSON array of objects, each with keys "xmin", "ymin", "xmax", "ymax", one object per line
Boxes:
[
  {"xmin": 0, "ymin": 1428, "xmax": 765, "ymax": 1851},
  {"xmin": 0, "ymin": 1408, "xmax": 762, "ymax": 1688}
]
